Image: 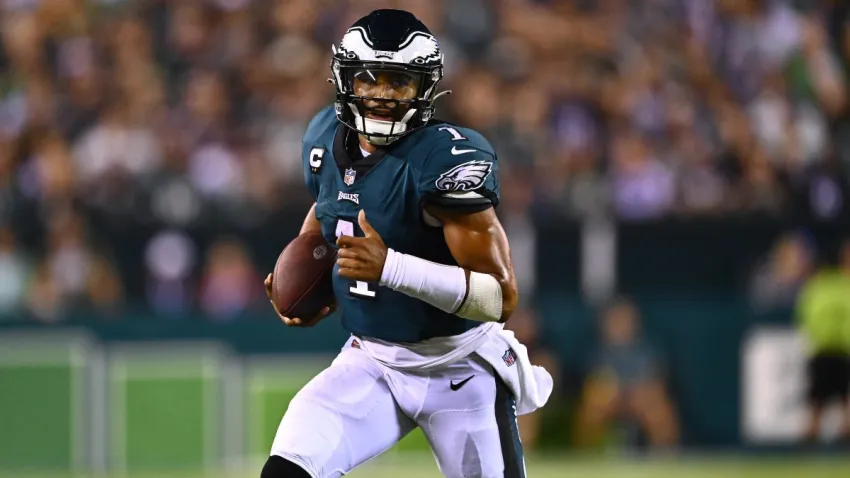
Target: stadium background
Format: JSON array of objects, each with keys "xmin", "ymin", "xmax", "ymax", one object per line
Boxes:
[{"xmin": 1, "ymin": 0, "xmax": 850, "ymax": 476}]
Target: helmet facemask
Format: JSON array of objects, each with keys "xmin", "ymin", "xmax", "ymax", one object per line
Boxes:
[{"xmin": 331, "ymin": 49, "xmax": 445, "ymax": 145}]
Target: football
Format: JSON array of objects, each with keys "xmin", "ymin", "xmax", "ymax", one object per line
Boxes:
[{"xmin": 271, "ymin": 231, "xmax": 336, "ymax": 320}]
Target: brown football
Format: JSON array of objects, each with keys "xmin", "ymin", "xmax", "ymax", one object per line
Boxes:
[{"xmin": 271, "ymin": 231, "xmax": 336, "ymax": 320}]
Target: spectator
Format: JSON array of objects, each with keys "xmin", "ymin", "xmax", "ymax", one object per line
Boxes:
[
  {"xmin": 144, "ymin": 230, "xmax": 197, "ymax": 315},
  {"xmin": 750, "ymin": 231, "xmax": 816, "ymax": 312},
  {"xmin": 198, "ymin": 238, "xmax": 260, "ymax": 320},
  {"xmin": 23, "ymin": 211, "xmax": 125, "ymax": 322},
  {"xmin": 609, "ymin": 128, "xmax": 676, "ymax": 221},
  {"xmin": 85, "ymin": 254, "xmax": 125, "ymax": 319},
  {"xmin": 573, "ymin": 298, "xmax": 678, "ymax": 451},
  {"xmin": 0, "ymin": 0, "xmax": 846, "ymax": 314}
]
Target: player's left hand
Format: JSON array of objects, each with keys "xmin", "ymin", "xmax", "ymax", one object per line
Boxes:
[{"xmin": 336, "ymin": 210, "xmax": 387, "ymax": 283}]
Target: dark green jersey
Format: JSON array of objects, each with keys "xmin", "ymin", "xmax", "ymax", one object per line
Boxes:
[{"xmin": 302, "ymin": 106, "xmax": 501, "ymax": 343}]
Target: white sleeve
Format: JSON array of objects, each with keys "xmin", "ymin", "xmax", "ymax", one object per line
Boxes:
[{"xmin": 379, "ymin": 248, "xmax": 503, "ymax": 322}]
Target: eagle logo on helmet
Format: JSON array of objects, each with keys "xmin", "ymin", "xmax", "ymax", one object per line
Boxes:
[
  {"xmin": 435, "ymin": 160, "xmax": 493, "ymax": 192},
  {"xmin": 338, "ymin": 28, "xmax": 441, "ymax": 65}
]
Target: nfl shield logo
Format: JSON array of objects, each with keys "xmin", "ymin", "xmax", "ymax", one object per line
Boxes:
[
  {"xmin": 344, "ymin": 168, "xmax": 356, "ymax": 186},
  {"xmin": 502, "ymin": 349, "xmax": 517, "ymax": 367}
]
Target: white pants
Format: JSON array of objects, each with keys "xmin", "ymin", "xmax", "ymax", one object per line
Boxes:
[{"xmin": 270, "ymin": 337, "xmax": 526, "ymax": 478}]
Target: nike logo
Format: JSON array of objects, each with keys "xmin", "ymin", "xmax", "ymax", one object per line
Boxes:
[
  {"xmin": 451, "ymin": 146, "xmax": 476, "ymax": 155},
  {"xmin": 450, "ymin": 375, "xmax": 474, "ymax": 391}
]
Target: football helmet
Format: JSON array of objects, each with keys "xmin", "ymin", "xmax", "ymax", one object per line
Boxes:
[{"xmin": 330, "ymin": 9, "xmax": 448, "ymax": 145}]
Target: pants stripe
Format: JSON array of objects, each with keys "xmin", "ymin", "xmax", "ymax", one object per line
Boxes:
[{"xmin": 494, "ymin": 376, "xmax": 526, "ymax": 478}]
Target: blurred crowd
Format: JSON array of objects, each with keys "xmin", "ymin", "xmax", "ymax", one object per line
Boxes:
[{"xmin": 2, "ymin": 0, "xmax": 850, "ymax": 320}]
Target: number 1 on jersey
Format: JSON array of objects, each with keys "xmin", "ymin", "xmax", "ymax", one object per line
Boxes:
[
  {"xmin": 335, "ymin": 219, "xmax": 378, "ymax": 299},
  {"xmin": 438, "ymin": 126, "xmax": 467, "ymax": 141}
]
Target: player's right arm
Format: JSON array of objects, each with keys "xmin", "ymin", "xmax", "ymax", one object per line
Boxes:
[
  {"xmin": 299, "ymin": 202, "xmax": 322, "ymax": 234},
  {"xmin": 265, "ymin": 107, "xmax": 339, "ymax": 327},
  {"xmin": 264, "ymin": 203, "xmax": 335, "ymax": 327}
]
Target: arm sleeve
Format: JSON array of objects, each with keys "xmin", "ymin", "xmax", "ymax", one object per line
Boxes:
[{"xmin": 417, "ymin": 146, "xmax": 500, "ymax": 212}]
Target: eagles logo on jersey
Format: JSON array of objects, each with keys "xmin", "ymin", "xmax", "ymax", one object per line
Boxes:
[{"xmin": 435, "ymin": 160, "xmax": 494, "ymax": 192}]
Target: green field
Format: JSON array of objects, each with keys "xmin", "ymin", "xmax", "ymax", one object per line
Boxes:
[
  {"xmin": 3, "ymin": 334, "xmax": 849, "ymax": 478},
  {"xmin": 4, "ymin": 455, "xmax": 850, "ymax": 478}
]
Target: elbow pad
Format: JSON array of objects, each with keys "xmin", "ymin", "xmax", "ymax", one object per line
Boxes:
[{"xmin": 455, "ymin": 271, "xmax": 503, "ymax": 322}]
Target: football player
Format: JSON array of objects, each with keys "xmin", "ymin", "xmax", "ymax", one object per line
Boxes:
[{"xmin": 261, "ymin": 9, "xmax": 550, "ymax": 478}]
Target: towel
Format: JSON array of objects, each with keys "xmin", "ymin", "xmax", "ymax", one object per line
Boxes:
[
  {"xmin": 354, "ymin": 323, "xmax": 553, "ymax": 416},
  {"xmin": 472, "ymin": 327, "xmax": 553, "ymax": 416}
]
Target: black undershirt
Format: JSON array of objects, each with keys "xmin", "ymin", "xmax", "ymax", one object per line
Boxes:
[{"xmin": 332, "ymin": 126, "xmax": 388, "ymax": 179}]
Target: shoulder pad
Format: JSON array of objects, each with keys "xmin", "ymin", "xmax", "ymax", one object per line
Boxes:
[
  {"xmin": 415, "ymin": 123, "xmax": 495, "ymax": 155},
  {"xmin": 414, "ymin": 124, "xmax": 500, "ymax": 210},
  {"xmin": 303, "ymin": 105, "xmax": 338, "ymax": 145},
  {"xmin": 301, "ymin": 105, "xmax": 338, "ymax": 201}
]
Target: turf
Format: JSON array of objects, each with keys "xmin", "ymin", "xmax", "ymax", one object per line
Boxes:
[{"xmin": 4, "ymin": 454, "xmax": 850, "ymax": 478}]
